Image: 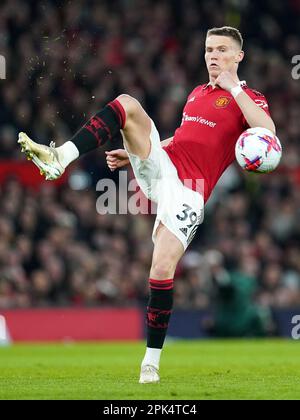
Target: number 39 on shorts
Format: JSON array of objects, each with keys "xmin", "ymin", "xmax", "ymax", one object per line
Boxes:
[{"xmin": 176, "ymin": 203, "xmax": 201, "ymax": 244}]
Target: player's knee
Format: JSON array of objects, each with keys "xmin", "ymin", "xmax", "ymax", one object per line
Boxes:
[
  {"xmin": 116, "ymin": 94, "xmax": 142, "ymax": 119},
  {"xmin": 151, "ymin": 258, "xmax": 176, "ymax": 280}
]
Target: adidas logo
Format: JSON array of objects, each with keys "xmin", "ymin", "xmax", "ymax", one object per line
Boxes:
[{"xmin": 180, "ymin": 227, "xmax": 188, "ymax": 236}]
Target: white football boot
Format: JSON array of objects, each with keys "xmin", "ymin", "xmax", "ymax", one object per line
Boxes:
[
  {"xmin": 18, "ymin": 132, "xmax": 64, "ymax": 180},
  {"xmin": 139, "ymin": 365, "xmax": 160, "ymax": 384}
]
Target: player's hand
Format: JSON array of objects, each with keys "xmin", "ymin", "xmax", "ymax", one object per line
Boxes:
[
  {"xmin": 215, "ymin": 71, "xmax": 238, "ymax": 92},
  {"xmin": 105, "ymin": 149, "xmax": 130, "ymax": 171}
]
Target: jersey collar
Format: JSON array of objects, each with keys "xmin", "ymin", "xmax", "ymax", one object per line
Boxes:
[{"xmin": 203, "ymin": 80, "xmax": 246, "ymax": 90}]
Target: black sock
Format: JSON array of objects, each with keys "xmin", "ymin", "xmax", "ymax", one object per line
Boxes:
[
  {"xmin": 71, "ymin": 99, "xmax": 126, "ymax": 155},
  {"xmin": 146, "ymin": 278, "xmax": 174, "ymax": 349}
]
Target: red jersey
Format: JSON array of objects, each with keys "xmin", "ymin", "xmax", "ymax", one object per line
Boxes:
[{"xmin": 163, "ymin": 82, "xmax": 270, "ymax": 203}]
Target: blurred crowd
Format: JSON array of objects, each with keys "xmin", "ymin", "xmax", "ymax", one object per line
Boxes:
[{"xmin": 1, "ymin": 0, "xmax": 300, "ymax": 329}]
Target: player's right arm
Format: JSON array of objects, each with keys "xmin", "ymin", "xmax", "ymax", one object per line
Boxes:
[
  {"xmin": 106, "ymin": 137, "xmax": 174, "ymax": 171},
  {"xmin": 215, "ymin": 71, "xmax": 276, "ymax": 134}
]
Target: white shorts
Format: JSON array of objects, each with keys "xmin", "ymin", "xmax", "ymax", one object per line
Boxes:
[{"xmin": 123, "ymin": 121, "xmax": 204, "ymax": 250}]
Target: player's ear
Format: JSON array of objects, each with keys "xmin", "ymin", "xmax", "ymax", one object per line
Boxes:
[{"xmin": 235, "ymin": 50, "xmax": 244, "ymax": 64}]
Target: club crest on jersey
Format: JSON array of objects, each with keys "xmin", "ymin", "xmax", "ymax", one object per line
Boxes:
[{"xmin": 214, "ymin": 96, "xmax": 231, "ymax": 108}]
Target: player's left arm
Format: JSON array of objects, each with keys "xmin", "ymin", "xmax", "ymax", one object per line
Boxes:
[{"xmin": 215, "ymin": 71, "xmax": 276, "ymax": 134}]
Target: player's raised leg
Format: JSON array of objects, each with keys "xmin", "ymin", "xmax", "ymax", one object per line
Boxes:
[
  {"xmin": 139, "ymin": 223, "xmax": 184, "ymax": 384},
  {"xmin": 18, "ymin": 94, "xmax": 152, "ymax": 179}
]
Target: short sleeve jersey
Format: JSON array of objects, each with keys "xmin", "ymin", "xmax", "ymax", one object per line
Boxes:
[{"xmin": 163, "ymin": 82, "xmax": 270, "ymax": 202}]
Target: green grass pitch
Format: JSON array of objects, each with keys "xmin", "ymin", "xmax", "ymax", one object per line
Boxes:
[{"xmin": 0, "ymin": 339, "xmax": 299, "ymax": 400}]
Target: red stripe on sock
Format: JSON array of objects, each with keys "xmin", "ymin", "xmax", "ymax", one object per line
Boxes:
[
  {"xmin": 108, "ymin": 99, "xmax": 126, "ymax": 129},
  {"xmin": 149, "ymin": 285, "xmax": 174, "ymax": 290},
  {"xmin": 147, "ymin": 307, "xmax": 172, "ymax": 315},
  {"xmin": 149, "ymin": 279, "xmax": 173, "ymax": 284},
  {"xmin": 149, "ymin": 278, "xmax": 174, "ymax": 290}
]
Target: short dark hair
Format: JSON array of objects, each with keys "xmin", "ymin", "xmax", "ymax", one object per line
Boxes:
[{"xmin": 206, "ymin": 26, "xmax": 243, "ymax": 49}]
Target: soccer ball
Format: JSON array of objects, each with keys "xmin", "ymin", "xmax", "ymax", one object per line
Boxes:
[{"xmin": 235, "ymin": 127, "xmax": 282, "ymax": 173}]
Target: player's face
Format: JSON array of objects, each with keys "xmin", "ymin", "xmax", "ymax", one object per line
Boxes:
[{"xmin": 205, "ymin": 35, "xmax": 243, "ymax": 80}]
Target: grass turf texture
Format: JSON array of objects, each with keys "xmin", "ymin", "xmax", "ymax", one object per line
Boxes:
[{"xmin": 0, "ymin": 339, "xmax": 299, "ymax": 400}]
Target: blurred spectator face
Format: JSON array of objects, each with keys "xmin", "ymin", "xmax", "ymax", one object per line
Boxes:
[
  {"xmin": 19, "ymin": 210, "xmax": 36, "ymax": 234},
  {"xmin": 205, "ymin": 35, "xmax": 244, "ymax": 79},
  {"xmin": 239, "ymin": 256, "xmax": 260, "ymax": 278},
  {"xmin": 0, "ymin": 217, "xmax": 14, "ymax": 242},
  {"xmin": 262, "ymin": 264, "xmax": 282, "ymax": 290},
  {"xmin": 44, "ymin": 257, "xmax": 65, "ymax": 285},
  {"xmin": 16, "ymin": 235, "xmax": 33, "ymax": 261},
  {"xmin": 0, "ymin": 126, "xmax": 17, "ymax": 156},
  {"xmin": 32, "ymin": 270, "xmax": 51, "ymax": 298}
]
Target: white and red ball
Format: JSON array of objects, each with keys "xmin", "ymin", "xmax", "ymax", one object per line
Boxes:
[{"xmin": 235, "ymin": 127, "xmax": 282, "ymax": 173}]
